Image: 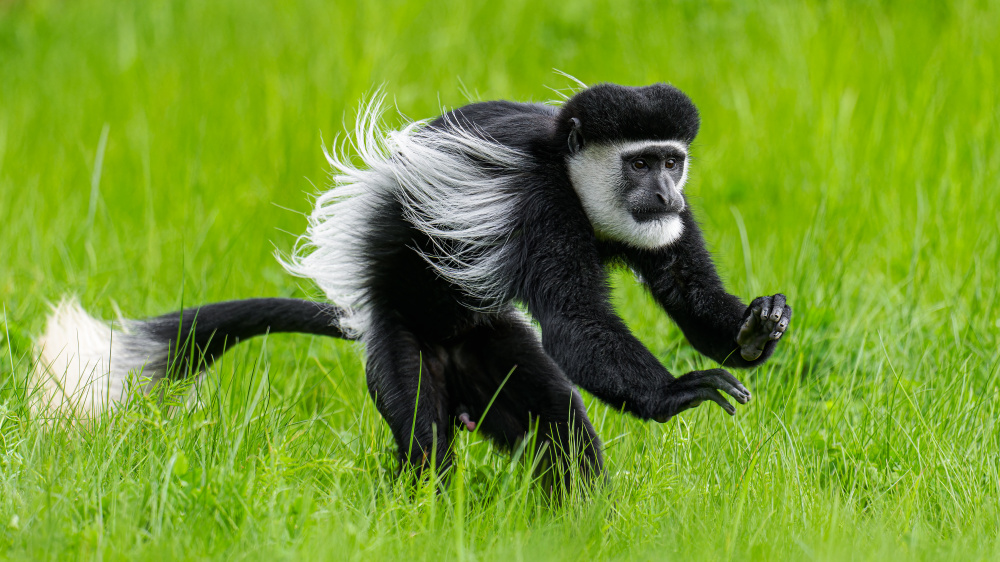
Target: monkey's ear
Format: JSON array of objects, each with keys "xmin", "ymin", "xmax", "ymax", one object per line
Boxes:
[{"xmin": 567, "ymin": 117, "xmax": 584, "ymax": 154}]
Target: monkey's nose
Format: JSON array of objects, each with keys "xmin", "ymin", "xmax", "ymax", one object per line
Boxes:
[
  {"xmin": 654, "ymin": 191, "xmax": 675, "ymax": 210},
  {"xmin": 654, "ymin": 190, "xmax": 684, "ymax": 213}
]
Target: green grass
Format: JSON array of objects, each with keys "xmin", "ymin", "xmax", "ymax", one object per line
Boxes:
[{"xmin": 2, "ymin": 0, "xmax": 999, "ymax": 559}]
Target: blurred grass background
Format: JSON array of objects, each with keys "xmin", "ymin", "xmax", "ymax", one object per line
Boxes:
[{"xmin": 1, "ymin": 0, "xmax": 998, "ymax": 559}]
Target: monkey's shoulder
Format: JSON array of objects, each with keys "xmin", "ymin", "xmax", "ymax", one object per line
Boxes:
[{"xmin": 433, "ymin": 100, "xmax": 559, "ymax": 150}]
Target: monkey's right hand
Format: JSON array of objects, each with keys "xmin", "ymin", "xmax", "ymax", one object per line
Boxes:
[
  {"xmin": 737, "ymin": 294, "xmax": 792, "ymax": 361},
  {"xmin": 653, "ymin": 368, "xmax": 751, "ymax": 423}
]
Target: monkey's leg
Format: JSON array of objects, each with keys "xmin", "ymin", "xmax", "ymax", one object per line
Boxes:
[
  {"xmin": 447, "ymin": 311, "xmax": 603, "ymax": 489},
  {"xmin": 364, "ymin": 313, "xmax": 453, "ymax": 478}
]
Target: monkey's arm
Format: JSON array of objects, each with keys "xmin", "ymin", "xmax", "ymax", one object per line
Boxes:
[
  {"xmin": 518, "ymin": 204, "xmax": 750, "ymax": 421},
  {"xmin": 621, "ymin": 210, "xmax": 791, "ymax": 368}
]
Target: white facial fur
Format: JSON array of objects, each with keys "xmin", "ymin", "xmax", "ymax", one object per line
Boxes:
[{"xmin": 566, "ymin": 140, "xmax": 689, "ymax": 249}]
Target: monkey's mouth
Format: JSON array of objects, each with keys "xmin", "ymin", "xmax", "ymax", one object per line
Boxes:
[{"xmin": 630, "ymin": 208, "xmax": 675, "ymax": 222}]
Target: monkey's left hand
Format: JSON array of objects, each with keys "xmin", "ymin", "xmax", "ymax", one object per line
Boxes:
[
  {"xmin": 736, "ymin": 294, "xmax": 792, "ymax": 361},
  {"xmin": 653, "ymin": 368, "xmax": 751, "ymax": 423}
]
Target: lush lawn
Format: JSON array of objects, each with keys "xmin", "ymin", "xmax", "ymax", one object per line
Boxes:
[{"xmin": 2, "ymin": 0, "xmax": 998, "ymax": 559}]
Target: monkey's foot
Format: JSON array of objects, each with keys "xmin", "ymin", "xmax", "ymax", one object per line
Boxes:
[
  {"xmin": 654, "ymin": 368, "xmax": 751, "ymax": 422},
  {"xmin": 737, "ymin": 293, "xmax": 792, "ymax": 361}
]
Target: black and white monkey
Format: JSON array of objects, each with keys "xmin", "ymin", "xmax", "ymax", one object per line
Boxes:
[{"xmin": 34, "ymin": 83, "xmax": 792, "ymax": 482}]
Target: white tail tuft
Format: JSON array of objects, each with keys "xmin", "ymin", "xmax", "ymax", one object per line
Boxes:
[{"xmin": 33, "ymin": 297, "xmax": 168, "ymax": 418}]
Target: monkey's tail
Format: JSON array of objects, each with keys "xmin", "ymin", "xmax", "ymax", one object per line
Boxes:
[{"xmin": 32, "ymin": 297, "xmax": 353, "ymax": 418}]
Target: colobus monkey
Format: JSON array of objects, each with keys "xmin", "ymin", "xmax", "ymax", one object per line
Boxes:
[{"xmin": 34, "ymin": 83, "xmax": 792, "ymax": 482}]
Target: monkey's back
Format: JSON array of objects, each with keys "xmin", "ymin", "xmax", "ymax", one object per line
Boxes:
[{"xmin": 285, "ymin": 98, "xmax": 560, "ymax": 340}]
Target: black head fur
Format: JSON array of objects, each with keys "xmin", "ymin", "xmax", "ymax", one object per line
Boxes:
[{"xmin": 556, "ymin": 83, "xmax": 700, "ymax": 148}]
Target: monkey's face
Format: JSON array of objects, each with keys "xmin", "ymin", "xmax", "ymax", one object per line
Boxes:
[
  {"xmin": 566, "ymin": 140, "xmax": 689, "ymax": 249},
  {"xmin": 619, "ymin": 142, "xmax": 688, "ymax": 221}
]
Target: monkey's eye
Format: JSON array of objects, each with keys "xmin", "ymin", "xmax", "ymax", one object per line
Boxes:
[
  {"xmin": 632, "ymin": 159, "xmax": 648, "ymax": 170},
  {"xmin": 665, "ymin": 158, "xmax": 677, "ymax": 169}
]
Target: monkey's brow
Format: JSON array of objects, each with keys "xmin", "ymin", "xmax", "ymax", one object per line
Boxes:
[{"xmin": 620, "ymin": 146, "xmax": 687, "ymax": 160}]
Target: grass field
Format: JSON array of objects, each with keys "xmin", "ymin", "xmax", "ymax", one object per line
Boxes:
[{"xmin": 2, "ymin": 0, "xmax": 999, "ymax": 559}]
